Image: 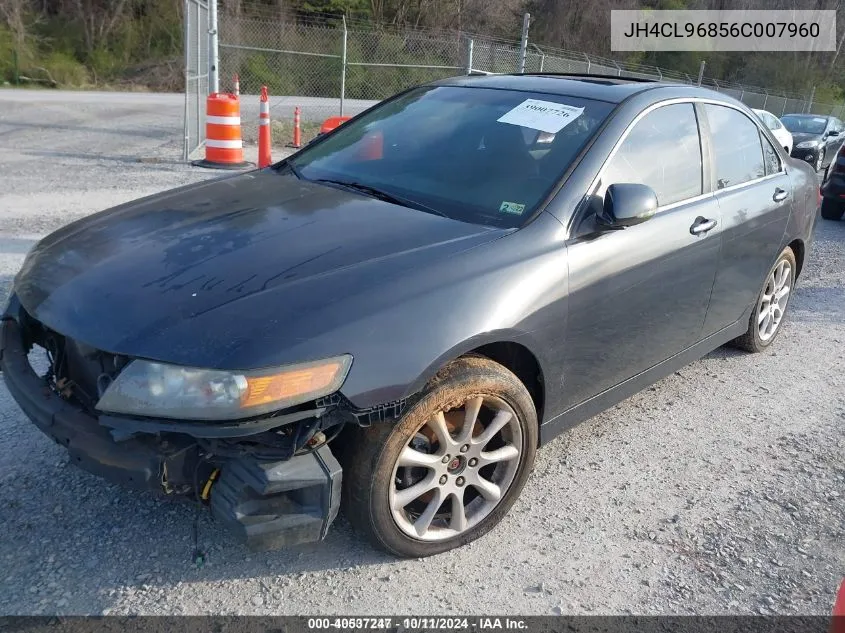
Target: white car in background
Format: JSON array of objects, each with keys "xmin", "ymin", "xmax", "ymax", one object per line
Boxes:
[{"xmin": 753, "ymin": 108, "xmax": 793, "ymax": 154}]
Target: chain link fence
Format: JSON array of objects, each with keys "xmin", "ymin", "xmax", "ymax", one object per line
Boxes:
[
  {"xmin": 186, "ymin": 1, "xmax": 845, "ymax": 156},
  {"xmin": 184, "ymin": 0, "xmax": 209, "ymax": 160}
]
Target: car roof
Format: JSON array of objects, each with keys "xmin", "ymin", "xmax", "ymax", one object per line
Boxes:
[{"xmin": 434, "ymin": 73, "xmax": 671, "ymax": 103}]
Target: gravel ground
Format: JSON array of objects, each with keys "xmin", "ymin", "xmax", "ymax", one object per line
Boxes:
[{"xmin": 0, "ymin": 89, "xmax": 843, "ymax": 617}]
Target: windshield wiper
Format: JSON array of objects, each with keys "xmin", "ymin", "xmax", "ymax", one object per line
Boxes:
[
  {"xmin": 279, "ymin": 160, "xmax": 303, "ymax": 180},
  {"xmin": 314, "ymin": 179, "xmax": 450, "ymax": 219}
]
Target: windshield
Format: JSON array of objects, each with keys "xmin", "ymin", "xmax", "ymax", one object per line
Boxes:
[
  {"xmin": 781, "ymin": 115, "xmax": 828, "ymax": 135},
  {"xmin": 288, "ymin": 85, "xmax": 614, "ymax": 228}
]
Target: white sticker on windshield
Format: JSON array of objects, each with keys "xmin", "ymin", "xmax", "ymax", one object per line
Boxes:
[
  {"xmin": 813, "ymin": 117, "xmax": 827, "ymax": 123},
  {"xmin": 497, "ymin": 99, "xmax": 585, "ymax": 134},
  {"xmin": 499, "ymin": 201, "xmax": 526, "ymax": 215}
]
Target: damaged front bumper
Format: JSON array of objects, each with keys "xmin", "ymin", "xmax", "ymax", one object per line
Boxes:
[{"xmin": 0, "ymin": 306, "xmax": 342, "ymax": 551}]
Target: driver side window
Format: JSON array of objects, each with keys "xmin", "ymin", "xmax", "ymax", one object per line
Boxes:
[{"xmin": 602, "ymin": 103, "xmax": 703, "ymax": 207}]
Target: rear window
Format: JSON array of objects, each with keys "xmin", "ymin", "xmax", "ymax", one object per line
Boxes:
[
  {"xmin": 289, "ymin": 86, "xmax": 614, "ymax": 228},
  {"xmin": 781, "ymin": 115, "xmax": 828, "ymax": 135},
  {"xmin": 704, "ymin": 104, "xmax": 765, "ymax": 189}
]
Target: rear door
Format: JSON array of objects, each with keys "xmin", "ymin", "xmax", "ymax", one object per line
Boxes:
[
  {"xmin": 701, "ymin": 103, "xmax": 793, "ymax": 335},
  {"xmin": 827, "ymin": 118, "xmax": 845, "ymax": 162},
  {"xmin": 562, "ymin": 102, "xmax": 722, "ymax": 406}
]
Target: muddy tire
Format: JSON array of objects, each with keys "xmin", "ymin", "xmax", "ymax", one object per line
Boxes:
[{"xmin": 341, "ymin": 356, "xmax": 537, "ymax": 558}]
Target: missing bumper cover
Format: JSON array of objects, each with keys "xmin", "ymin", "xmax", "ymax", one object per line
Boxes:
[
  {"xmin": 210, "ymin": 444, "xmax": 342, "ymax": 550},
  {"xmin": 2, "ymin": 315, "xmax": 344, "ymax": 549}
]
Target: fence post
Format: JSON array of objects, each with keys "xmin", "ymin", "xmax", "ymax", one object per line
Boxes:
[
  {"xmin": 518, "ymin": 13, "xmax": 530, "ymax": 73},
  {"xmin": 806, "ymin": 85, "xmax": 816, "ymax": 113},
  {"xmin": 656, "ymin": 66, "xmax": 662, "ymax": 81},
  {"xmin": 466, "ymin": 36, "xmax": 474, "ymax": 74},
  {"xmin": 762, "ymin": 90, "xmax": 768, "ymax": 109},
  {"xmin": 196, "ymin": 1, "xmax": 201, "ymax": 144},
  {"xmin": 208, "ymin": 0, "xmax": 219, "ymax": 94},
  {"xmin": 612, "ymin": 59, "xmax": 622, "ymax": 77},
  {"xmin": 584, "ymin": 52, "xmax": 591, "ymax": 74},
  {"xmin": 183, "ymin": 0, "xmax": 190, "ymax": 160},
  {"xmin": 696, "ymin": 60, "xmax": 705, "ymax": 86},
  {"xmin": 340, "ymin": 15, "xmax": 347, "ymax": 116},
  {"xmin": 781, "ymin": 99, "xmax": 787, "ymax": 116}
]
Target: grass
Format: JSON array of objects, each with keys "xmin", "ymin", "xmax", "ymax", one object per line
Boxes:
[{"xmin": 271, "ymin": 119, "xmax": 322, "ymax": 146}]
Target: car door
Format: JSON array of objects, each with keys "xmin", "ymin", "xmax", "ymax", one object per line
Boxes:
[
  {"xmin": 562, "ymin": 102, "xmax": 722, "ymax": 407},
  {"xmin": 826, "ymin": 118, "xmax": 844, "ymax": 164},
  {"xmin": 700, "ymin": 103, "xmax": 793, "ymax": 335}
]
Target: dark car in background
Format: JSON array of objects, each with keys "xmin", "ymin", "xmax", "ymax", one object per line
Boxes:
[
  {"xmin": 1, "ymin": 74, "xmax": 820, "ymax": 558},
  {"xmin": 821, "ymin": 142, "xmax": 845, "ymax": 220},
  {"xmin": 783, "ymin": 113, "xmax": 844, "ymax": 173}
]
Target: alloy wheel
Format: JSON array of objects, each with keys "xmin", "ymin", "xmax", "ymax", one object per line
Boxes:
[
  {"xmin": 389, "ymin": 395, "xmax": 522, "ymax": 541},
  {"xmin": 757, "ymin": 259, "xmax": 792, "ymax": 341}
]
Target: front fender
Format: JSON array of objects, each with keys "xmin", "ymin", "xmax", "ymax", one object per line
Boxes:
[{"xmin": 401, "ymin": 329, "xmax": 552, "ymax": 403}]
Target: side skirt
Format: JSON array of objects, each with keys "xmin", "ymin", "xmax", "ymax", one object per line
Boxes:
[{"xmin": 538, "ymin": 317, "xmax": 749, "ymax": 445}]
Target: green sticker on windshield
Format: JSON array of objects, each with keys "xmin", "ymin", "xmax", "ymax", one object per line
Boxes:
[{"xmin": 499, "ymin": 201, "xmax": 526, "ymax": 215}]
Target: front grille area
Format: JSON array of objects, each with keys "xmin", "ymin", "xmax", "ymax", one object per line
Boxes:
[{"xmin": 18, "ymin": 308, "xmax": 127, "ymax": 412}]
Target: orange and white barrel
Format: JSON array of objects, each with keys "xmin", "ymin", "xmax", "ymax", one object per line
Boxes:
[{"xmin": 192, "ymin": 93, "xmax": 251, "ymax": 170}]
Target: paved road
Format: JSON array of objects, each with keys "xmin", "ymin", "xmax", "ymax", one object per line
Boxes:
[{"xmin": 0, "ymin": 89, "xmax": 843, "ymax": 616}]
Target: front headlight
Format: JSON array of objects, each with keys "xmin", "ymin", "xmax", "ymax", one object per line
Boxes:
[
  {"xmin": 96, "ymin": 355, "xmax": 352, "ymax": 421},
  {"xmin": 795, "ymin": 141, "xmax": 819, "ymax": 149}
]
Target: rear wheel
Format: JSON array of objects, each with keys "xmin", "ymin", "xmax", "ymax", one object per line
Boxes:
[
  {"xmin": 341, "ymin": 356, "xmax": 537, "ymax": 557},
  {"xmin": 732, "ymin": 247, "xmax": 796, "ymax": 353},
  {"xmin": 821, "ymin": 197, "xmax": 845, "ymax": 221}
]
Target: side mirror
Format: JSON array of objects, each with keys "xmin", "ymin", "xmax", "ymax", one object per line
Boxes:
[
  {"xmin": 597, "ymin": 183, "xmax": 659, "ymax": 229},
  {"xmin": 827, "ymin": 130, "xmax": 840, "ymax": 137}
]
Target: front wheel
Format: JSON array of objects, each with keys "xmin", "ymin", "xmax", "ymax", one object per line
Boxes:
[
  {"xmin": 341, "ymin": 356, "xmax": 537, "ymax": 557},
  {"xmin": 731, "ymin": 247, "xmax": 796, "ymax": 353}
]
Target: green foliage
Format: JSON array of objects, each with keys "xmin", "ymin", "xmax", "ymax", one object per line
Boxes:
[
  {"xmin": 0, "ymin": 25, "xmax": 21, "ymax": 82},
  {"xmin": 294, "ymin": 0, "xmax": 370, "ymax": 19},
  {"xmin": 42, "ymin": 51, "xmax": 90, "ymax": 86},
  {"xmin": 814, "ymin": 84, "xmax": 844, "ymax": 107},
  {"xmin": 87, "ymin": 48, "xmax": 123, "ymax": 81}
]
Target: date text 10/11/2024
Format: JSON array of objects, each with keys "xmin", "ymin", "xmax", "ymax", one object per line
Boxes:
[{"xmin": 306, "ymin": 617, "xmax": 528, "ymax": 630}]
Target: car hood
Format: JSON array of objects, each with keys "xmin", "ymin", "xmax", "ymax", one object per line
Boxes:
[
  {"xmin": 13, "ymin": 169, "xmax": 504, "ymax": 362},
  {"xmin": 790, "ymin": 132, "xmax": 823, "ymax": 145}
]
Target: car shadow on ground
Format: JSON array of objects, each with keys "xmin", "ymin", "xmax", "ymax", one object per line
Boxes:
[{"xmin": 0, "ymin": 413, "xmax": 401, "ymax": 614}]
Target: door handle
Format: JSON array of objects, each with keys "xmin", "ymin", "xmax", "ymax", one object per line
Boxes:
[
  {"xmin": 690, "ymin": 216, "xmax": 718, "ymax": 235},
  {"xmin": 773, "ymin": 188, "xmax": 788, "ymax": 202}
]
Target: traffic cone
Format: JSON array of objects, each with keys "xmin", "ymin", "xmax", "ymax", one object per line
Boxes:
[
  {"xmin": 192, "ymin": 93, "xmax": 253, "ymax": 170},
  {"xmin": 287, "ymin": 106, "xmax": 302, "ymax": 149},
  {"xmin": 258, "ymin": 86, "xmax": 272, "ymax": 168}
]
